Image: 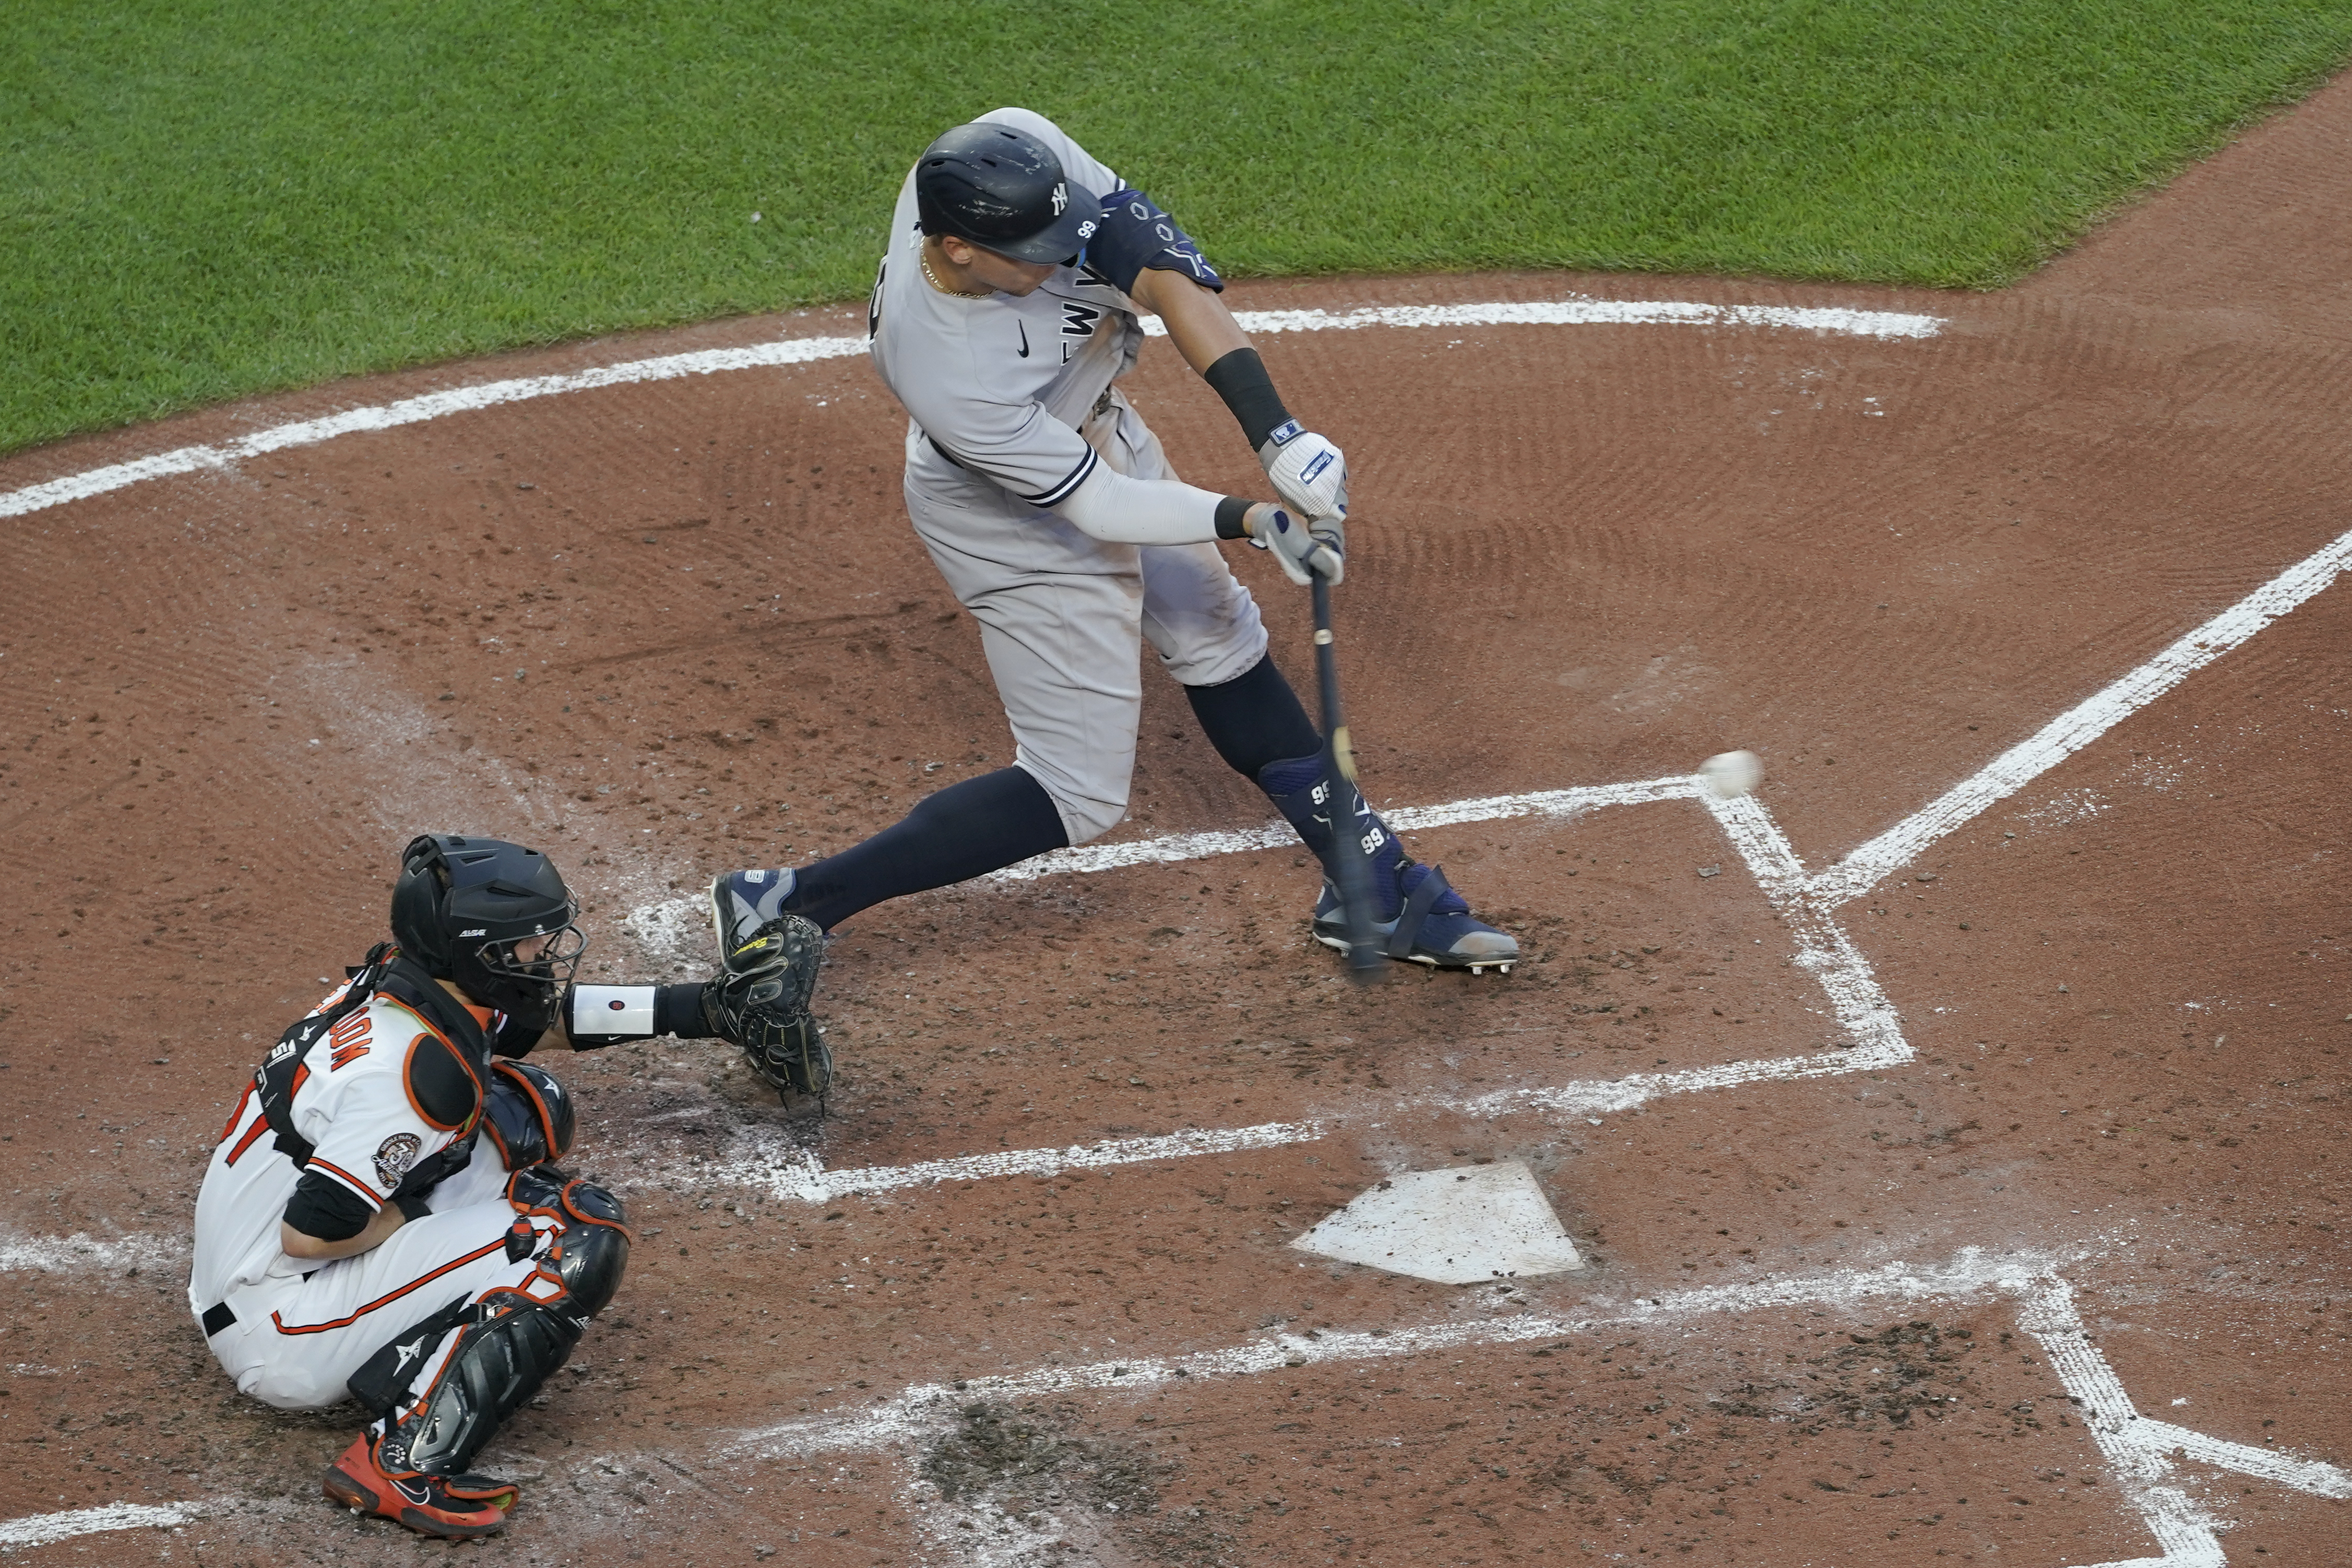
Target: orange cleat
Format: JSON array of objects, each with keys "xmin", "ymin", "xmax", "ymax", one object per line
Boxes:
[{"xmin": 322, "ymin": 1430, "xmax": 518, "ymax": 1538}]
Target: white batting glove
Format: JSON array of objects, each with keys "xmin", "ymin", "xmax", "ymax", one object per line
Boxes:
[
  {"xmin": 1246, "ymin": 504, "xmax": 1344, "ymax": 586},
  {"xmin": 1258, "ymin": 422, "xmax": 1349, "ymax": 521}
]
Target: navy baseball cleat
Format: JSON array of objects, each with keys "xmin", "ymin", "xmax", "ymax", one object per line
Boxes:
[
  {"xmin": 1256, "ymin": 754, "xmax": 1520, "ymax": 974},
  {"xmin": 1310, "ymin": 859, "xmax": 1519, "ymax": 973},
  {"xmin": 709, "ymin": 866, "xmax": 798, "ymax": 950}
]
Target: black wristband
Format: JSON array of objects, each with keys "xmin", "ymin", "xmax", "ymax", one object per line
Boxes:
[
  {"xmin": 655, "ymin": 982, "xmax": 716, "ymax": 1040},
  {"xmin": 1214, "ymin": 495, "xmax": 1253, "ymax": 540},
  {"xmin": 395, "ymin": 1193, "xmax": 434, "ymax": 1223},
  {"xmin": 1202, "ymin": 348, "xmax": 1293, "ymax": 452}
]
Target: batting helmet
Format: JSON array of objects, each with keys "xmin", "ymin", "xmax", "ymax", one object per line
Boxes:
[
  {"xmin": 389, "ymin": 834, "xmax": 584, "ymax": 1032},
  {"xmin": 914, "ymin": 121, "xmax": 1100, "ymax": 265}
]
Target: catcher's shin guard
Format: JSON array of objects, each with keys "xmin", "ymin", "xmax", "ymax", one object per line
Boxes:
[
  {"xmin": 707, "ymin": 869, "xmax": 831, "ymax": 1099},
  {"xmin": 1257, "ymin": 754, "xmax": 1519, "ymax": 973},
  {"xmin": 341, "ymin": 1290, "xmax": 581, "ymax": 1526}
]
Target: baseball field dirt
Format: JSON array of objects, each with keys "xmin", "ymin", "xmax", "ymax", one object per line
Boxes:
[{"xmin": 4, "ymin": 68, "xmax": 2350, "ymax": 1568}]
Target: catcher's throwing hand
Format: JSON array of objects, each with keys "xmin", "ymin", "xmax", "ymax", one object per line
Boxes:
[
  {"xmin": 1260, "ymin": 422, "xmax": 1349, "ymax": 520},
  {"xmin": 700, "ymin": 911, "xmax": 830, "ymax": 1098},
  {"xmin": 1247, "ymin": 503, "xmax": 1345, "ymax": 586}
]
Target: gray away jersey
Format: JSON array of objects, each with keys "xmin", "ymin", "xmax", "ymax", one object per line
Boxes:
[{"xmin": 868, "ymin": 108, "xmax": 1214, "ymax": 510}]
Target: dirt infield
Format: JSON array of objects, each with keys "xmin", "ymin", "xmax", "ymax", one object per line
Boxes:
[{"xmin": 5, "ymin": 71, "xmax": 2352, "ymax": 1568}]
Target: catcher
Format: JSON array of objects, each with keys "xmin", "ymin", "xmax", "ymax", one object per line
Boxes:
[{"xmin": 187, "ymin": 833, "xmax": 813, "ymax": 1537}]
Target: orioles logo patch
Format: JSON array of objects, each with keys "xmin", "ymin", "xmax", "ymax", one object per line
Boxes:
[{"xmin": 374, "ymin": 1133, "xmax": 422, "ymax": 1190}]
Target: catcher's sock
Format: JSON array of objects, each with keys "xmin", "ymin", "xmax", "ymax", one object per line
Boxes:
[
  {"xmin": 1182, "ymin": 652, "xmax": 1320, "ymax": 779},
  {"xmin": 784, "ymin": 766, "xmax": 1068, "ymax": 931}
]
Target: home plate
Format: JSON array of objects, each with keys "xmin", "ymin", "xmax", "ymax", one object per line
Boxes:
[{"xmin": 1289, "ymin": 1161, "xmax": 1586, "ymax": 1284}]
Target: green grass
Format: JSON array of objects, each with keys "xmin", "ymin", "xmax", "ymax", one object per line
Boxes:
[{"xmin": 6, "ymin": 1, "xmax": 2351, "ymax": 455}]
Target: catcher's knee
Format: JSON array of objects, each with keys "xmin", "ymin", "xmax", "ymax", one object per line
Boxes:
[
  {"xmin": 506, "ymin": 1168, "xmax": 631, "ymax": 1318},
  {"xmin": 484, "ymin": 1060, "xmax": 575, "ymax": 1171},
  {"xmin": 551, "ymin": 1183, "xmax": 630, "ymax": 1317},
  {"xmin": 351, "ymin": 1291, "xmax": 583, "ymax": 1476}
]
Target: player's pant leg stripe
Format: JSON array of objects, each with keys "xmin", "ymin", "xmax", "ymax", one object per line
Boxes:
[{"xmin": 268, "ymin": 1237, "xmax": 510, "ymax": 1335}]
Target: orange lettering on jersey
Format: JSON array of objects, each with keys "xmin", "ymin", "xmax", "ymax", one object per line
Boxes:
[{"xmin": 327, "ymin": 1010, "xmax": 373, "ymax": 1069}]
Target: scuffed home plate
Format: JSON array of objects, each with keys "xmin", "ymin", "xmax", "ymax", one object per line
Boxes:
[{"xmin": 1290, "ymin": 1160, "xmax": 1585, "ymax": 1285}]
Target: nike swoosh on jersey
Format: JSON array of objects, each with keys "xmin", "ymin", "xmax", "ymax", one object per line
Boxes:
[{"xmin": 1016, "ymin": 322, "xmax": 1030, "ymax": 359}]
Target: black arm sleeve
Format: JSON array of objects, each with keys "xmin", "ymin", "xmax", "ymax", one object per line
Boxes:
[
  {"xmin": 282, "ymin": 1172, "xmax": 375, "ymax": 1243},
  {"xmin": 655, "ymin": 982, "xmax": 716, "ymax": 1040},
  {"xmin": 1202, "ymin": 348, "xmax": 1296, "ymax": 452}
]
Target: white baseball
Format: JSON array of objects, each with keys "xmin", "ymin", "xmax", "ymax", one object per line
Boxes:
[{"xmin": 1700, "ymin": 750, "xmax": 1762, "ymax": 799}]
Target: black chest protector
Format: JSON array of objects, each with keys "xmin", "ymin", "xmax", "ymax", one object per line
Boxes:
[{"xmin": 251, "ymin": 945, "xmax": 488, "ymax": 1201}]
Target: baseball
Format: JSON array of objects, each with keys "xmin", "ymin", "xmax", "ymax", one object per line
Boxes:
[{"xmin": 1700, "ymin": 749, "xmax": 1763, "ymax": 799}]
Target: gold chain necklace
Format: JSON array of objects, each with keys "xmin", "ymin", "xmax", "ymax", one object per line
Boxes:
[{"xmin": 920, "ymin": 247, "xmax": 991, "ymax": 300}]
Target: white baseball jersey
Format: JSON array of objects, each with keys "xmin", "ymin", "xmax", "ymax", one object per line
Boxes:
[
  {"xmin": 192, "ymin": 981, "xmax": 486, "ymax": 1315},
  {"xmin": 188, "ymin": 975, "xmax": 563, "ymax": 1411}
]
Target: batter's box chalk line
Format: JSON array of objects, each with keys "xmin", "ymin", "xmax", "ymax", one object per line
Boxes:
[
  {"xmin": 0, "ymin": 294, "xmax": 1943, "ymax": 525},
  {"xmin": 639, "ymin": 492, "xmax": 2352, "ymax": 1207},
  {"xmin": 628, "ymin": 769, "xmax": 1911, "ymax": 1207},
  {"xmin": 716, "ymin": 1249, "xmax": 2347, "ymax": 1568}
]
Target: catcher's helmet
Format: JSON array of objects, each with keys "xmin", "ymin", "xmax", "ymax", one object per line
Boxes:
[
  {"xmin": 389, "ymin": 834, "xmax": 584, "ymax": 1032},
  {"xmin": 914, "ymin": 122, "xmax": 1100, "ymax": 265}
]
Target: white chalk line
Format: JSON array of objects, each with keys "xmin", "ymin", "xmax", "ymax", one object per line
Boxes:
[
  {"xmin": 1810, "ymin": 516, "xmax": 2352, "ymax": 905},
  {"xmin": 707, "ymin": 1120, "xmax": 1329, "ymax": 1207},
  {"xmin": 0, "ymin": 1227, "xmax": 181, "ymax": 1275},
  {"xmin": 0, "ymin": 296, "xmax": 1943, "ymax": 525},
  {"xmin": 721, "ymin": 1248, "xmax": 2343, "ymax": 1568},
  {"xmin": 987, "ymin": 774, "xmax": 1694, "ymax": 881},
  {"xmin": 640, "ymin": 773, "xmax": 1916, "ymax": 1207},
  {"xmin": 0, "ymin": 1500, "xmax": 202, "ymax": 1550},
  {"xmin": 11, "ymin": 1253, "xmax": 2340, "ymax": 1558}
]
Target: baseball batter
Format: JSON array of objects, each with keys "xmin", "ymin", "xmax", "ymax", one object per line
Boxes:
[
  {"xmin": 189, "ymin": 833, "xmax": 796, "ymax": 1537},
  {"xmin": 706, "ymin": 109, "xmax": 1518, "ymax": 1098}
]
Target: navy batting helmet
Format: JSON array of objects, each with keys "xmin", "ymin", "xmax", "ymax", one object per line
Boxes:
[{"xmin": 914, "ymin": 122, "xmax": 1099, "ymax": 265}]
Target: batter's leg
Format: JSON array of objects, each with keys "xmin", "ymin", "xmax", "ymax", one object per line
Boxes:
[
  {"xmin": 1109, "ymin": 402, "xmax": 1522, "ymax": 972},
  {"xmin": 723, "ymin": 470, "xmax": 1154, "ymax": 933}
]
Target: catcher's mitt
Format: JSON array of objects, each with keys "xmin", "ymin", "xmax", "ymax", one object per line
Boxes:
[{"xmin": 701, "ymin": 911, "xmax": 830, "ymax": 1099}]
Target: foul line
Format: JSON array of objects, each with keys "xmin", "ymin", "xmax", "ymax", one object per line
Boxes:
[
  {"xmin": 723, "ymin": 1246, "xmax": 2346, "ymax": 1568},
  {"xmin": 0, "ymin": 296, "xmax": 1942, "ymax": 524},
  {"xmin": 1809, "ymin": 517, "xmax": 2352, "ymax": 905}
]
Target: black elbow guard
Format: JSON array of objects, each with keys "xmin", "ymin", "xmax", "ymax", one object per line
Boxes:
[{"xmin": 483, "ymin": 1060, "xmax": 577, "ymax": 1172}]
